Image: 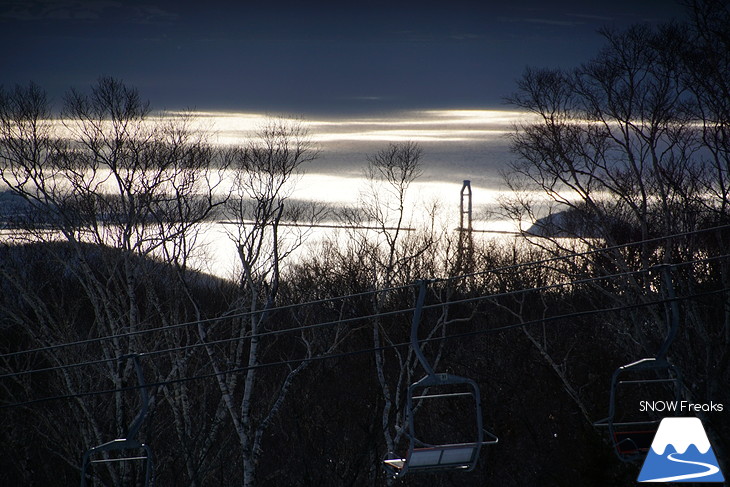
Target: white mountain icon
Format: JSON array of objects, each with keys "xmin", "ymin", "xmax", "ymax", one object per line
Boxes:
[
  {"xmin": 650, "ymin": 417, "xmax": 711, "ymax": 455},
  {"xmin": 638, "ymin": 417, "xmax": 725, "ymax": 483}
]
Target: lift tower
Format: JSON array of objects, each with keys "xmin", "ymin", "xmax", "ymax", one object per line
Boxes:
[{"xmin": 457, "ymin": 180, "xmax": 474, "ymax": 272}]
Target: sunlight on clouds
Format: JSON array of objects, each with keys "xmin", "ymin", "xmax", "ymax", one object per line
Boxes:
[
  {"xmin": 3, "ymin": 107, "xmax": 549, "ymax": 279},
  {"xmin": 311, "ymin": 129, "xmax": 507, "ymax": 143},
  {"xmin": 418, "ymin": 109, "xmax": 535, "ymax": 124},
  {"xmin": 291, "ymin": 174, "xmax": 364, "ymax": 203},
  {"xmin": 165, "ymin": 109, "xmax": 533, "ymax": 146}
]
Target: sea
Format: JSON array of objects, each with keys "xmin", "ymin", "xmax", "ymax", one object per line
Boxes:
[
  {"xmin": 178, "ymin": 108, "xmax": 537, "ymax": 277},
  {"xmin": 186, "ymin": 108, "xmax": 538, "ymax": 214},
  {"xmin": 2, "ymin": 108, "xmax": 540, "ymax": 278}
]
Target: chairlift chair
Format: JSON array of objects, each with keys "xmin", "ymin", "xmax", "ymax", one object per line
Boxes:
[
  {"xmin": 594, "ymin": 357, "xmax": 682, "ymax": 462},
  {"xmin": 594, "ymin": 265, "xmax": 684, "ymax": 463},
  {"xmin": 383, "ymin": 281, "xmax": 498, "ymax": 478},
  {"xmin": 80, "ymin": 354, "xmax": 154, "ymax": 486}
]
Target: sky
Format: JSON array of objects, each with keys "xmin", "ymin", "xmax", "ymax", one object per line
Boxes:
[{"xmin": 1, "ymin": 0, "xmax": 690, "ymax": 115}]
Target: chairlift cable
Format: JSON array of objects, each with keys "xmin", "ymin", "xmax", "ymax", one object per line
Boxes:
[
  {"xmin": 0, "ymin": 258, "xmax": 679, "ymax": 378},
  {"xmin": 2, "ymin": 225, "xmax": 727, "ymax": 360},
  {"xmin": 2, "ymin": 285, "xmax": 727, "ymax": 410},
  {"xmin": 443, "ymin": 223, "xmax": 730, "ymax": 283},
  {"xmin": 2, "ymin": 252, "xmax": 729, "ymax": 380},
  {"xmin": 0, "ymin": 281, "xmax": 415, "ymax": 360},
  {"xmin": 420, "ymin": 253, "xmax": 730, "ymax": 313},
  {"xmin": 0, "ymin": 305, "xmax": 417, "ymax": 379}
]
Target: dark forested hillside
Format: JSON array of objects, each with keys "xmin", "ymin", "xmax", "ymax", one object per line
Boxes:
[
  {"xmin": 1, "ymin": 233, "xmax": 728, "ymax": 485},
  {"xmin": 2, "ymin": 1, "xmax": 729, "ymax": 484}
]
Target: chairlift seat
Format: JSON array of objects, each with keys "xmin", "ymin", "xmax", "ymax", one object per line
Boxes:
[
  {"xmin": 383, "ymin": 373, "xmax": 498, "ymax": 478},
  {"xmin": 384, "ymin": 442, "xmax": 479, "ymax": 472},
  {"xmin": 85, "ymin": 438, "xmax": 153, "ymax": 464},
  {"xmin": 81, "ymin": 437, "xmax": 154, "ymax": 486}
]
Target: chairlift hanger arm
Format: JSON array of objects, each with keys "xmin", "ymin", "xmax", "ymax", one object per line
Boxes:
[
  {"xmin": 123, "ymin": 353, "xmax": 150, "ymax": 440},
  {"xmin": 656, "ymin": 264, "xmax": 679, "ymax": 361},
  {"xmin": 80, "ymin": 353, "xmax": 154, "ymax": 487},
  {"xmin": 410, "ymin": 279, "xmax": 435, "ymax": 377}
]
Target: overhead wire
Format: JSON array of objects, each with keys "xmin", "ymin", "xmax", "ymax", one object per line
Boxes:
[
  {"xmin": 0, "ymin": 280, "xmax": 415, "ymax": 360},
  {"xmin": 0, "ymin": 305, "xmax": 416, "ymax": 380},
  {"xmin": 3, "ymin": 223, "xmax": 729, "ymax": 362},
  {"xmin": 3, "ymin": 284, "xmax": 727, "ymax": 410},
  {"xmin": 424, "ymin": 252, "xmax": 730, "ymax": 311},
  {"xmin": 0, "ymin": 259, "xmax": 666, "ymax": 380},
  {"xmin": 444, "ymin": 222, "xmax": 730, "ymax": 283},
  {"xmin": 2, "ymin": 247, "xmax": 729, "ymax": 381}
]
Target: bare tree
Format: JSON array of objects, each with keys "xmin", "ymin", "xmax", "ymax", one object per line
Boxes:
[
  {"xmin": 502, "ymin": 8, "xmax": 730, "ymax": 466},
  {"xmin": 197, "ymin": 118, "xmax": 339, "ymax": 487},
  {"xmin": 336, "ymin": 142, "xmax": 458, "ymax": 483},
  {"xmin": 0, "ymin": 77, "xmax": 229, "ymax": 485}
]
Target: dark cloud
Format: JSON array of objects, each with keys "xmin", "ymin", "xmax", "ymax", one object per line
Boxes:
[
  {"xmin": 0, "ymin": 0, "xmax": 690, "ymax": 114},
  {"xmin": 499, "ymin": 16, "xmax": 585, "ymax": 27},
  {"xmin": 0, "ymin": 0, "xmax": 177, "ymax": 23},
  {"xmin": 566, "ymin": 13, "xmax": 616, "ymax": 22}
]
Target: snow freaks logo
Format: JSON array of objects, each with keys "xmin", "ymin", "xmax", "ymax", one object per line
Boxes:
[{"xmin": 637, "ymin": 417, "xmax": 725, "ymax": 483}]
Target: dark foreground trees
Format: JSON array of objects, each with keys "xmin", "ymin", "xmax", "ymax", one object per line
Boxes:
[
  {"xmin": 0, "ymin": 78, "xmax": 336, "ymax": 486},
  {"xmin": 503, "ymin": 0, "xmax": 730, "ymax": 474},
  {"xmin": 1, "ymin": 2, "xmax": 730, "ymax": 484},
  {"xmin": 0, "ymin": 77, "xmax": 231, "ymax": 486}
]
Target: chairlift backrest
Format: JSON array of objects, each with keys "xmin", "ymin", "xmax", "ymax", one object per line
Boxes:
[{"xmin": 408, "ymin": 372, "xmax": 484, "ymax": 446}]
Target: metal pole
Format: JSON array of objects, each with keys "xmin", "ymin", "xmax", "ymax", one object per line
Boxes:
[
  {"xmin": 657, "ymin": 265, "xmax": 679, "ymax": 361},
  {"xmin": 125, "ymin": 354, "xmax": 149, "ymax": 440},
  {"xmin": 458, "ymin": 180, "xmax": 474, "ymax": 272},
  {"xmin": 410, "ymin": 280, "xmax": 435, "ymax": 377}
]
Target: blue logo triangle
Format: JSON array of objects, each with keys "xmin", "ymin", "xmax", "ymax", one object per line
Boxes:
[{"xmin": 638, "ymin": 417, "xmax": 725, "ymax": 483}]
